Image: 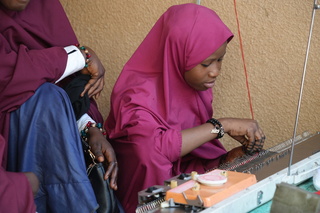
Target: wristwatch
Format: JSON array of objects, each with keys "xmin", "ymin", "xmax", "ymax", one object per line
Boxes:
[{"xmin": 206, "ymin": 118, "xmax": 224, "ymax": 139}]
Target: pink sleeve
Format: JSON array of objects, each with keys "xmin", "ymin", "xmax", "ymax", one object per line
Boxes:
[
  {"xmin": 0, "ymin": 170, "xmax": 36, "ymax": 213},
  {"xmin": 115, "ymin": 109, "xmax": 182, "ymax": 162},
  {"xmin": 88, "ymin": 99, "xmax": 104, "ymax": 124},
  {"xmin": 0, "ymin": 135, "xmax": 36, "ymax": 212}
]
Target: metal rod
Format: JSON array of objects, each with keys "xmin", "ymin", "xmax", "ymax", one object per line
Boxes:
[
  {"xmin": 288, "ymin": 0, "xmax": 319, "ymax": 176},
  {"xmin": 196, "ymin": 0, "xmax": 201, "ymax": 5}
]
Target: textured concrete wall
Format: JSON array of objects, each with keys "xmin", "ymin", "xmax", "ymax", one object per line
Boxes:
[{"xmin": 60, "ymin": 0, "xmax": 320, "ymax": 151}]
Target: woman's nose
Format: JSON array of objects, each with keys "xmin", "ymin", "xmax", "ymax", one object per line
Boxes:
[{"xmin": 208, "ymin": 64, "xmax": 220, "ymax": 77}]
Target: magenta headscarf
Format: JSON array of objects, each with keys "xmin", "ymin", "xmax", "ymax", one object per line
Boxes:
[{"xmin": 106, "ymin": 3, "xmax": 233, "ymax": 161}]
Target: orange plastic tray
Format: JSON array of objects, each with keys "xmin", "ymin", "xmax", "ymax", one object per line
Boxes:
[{"xmin": 165, "ymin": 169, "xmax": 257, "ymax": 207}]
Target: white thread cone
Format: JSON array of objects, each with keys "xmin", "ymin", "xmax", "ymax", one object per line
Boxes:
[{"xmin": 313, "ymin": 168, "xmax": 320, "ymax": 191}]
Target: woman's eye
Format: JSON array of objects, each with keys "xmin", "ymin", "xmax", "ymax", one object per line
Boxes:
[{"xmin": 201, "ymin": 64, "xmax": 210, "ymax": 67}]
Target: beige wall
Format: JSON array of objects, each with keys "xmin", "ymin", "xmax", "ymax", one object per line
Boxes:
[{"xmin": 61, "ymin": 0, "xmax": 320, "ymax": 151}]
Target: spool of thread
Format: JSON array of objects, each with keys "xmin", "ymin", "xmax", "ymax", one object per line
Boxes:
[
  {"xmin": 192, "ymin": 182, "xmax": 201, "ymax": 191},
  {"xmin": 191, "ymin": 171, "xmax": 198, "ymax": 180},
  {"xmin": 170, "ymin": 180, "xmax": 177, "ymax": 188}
]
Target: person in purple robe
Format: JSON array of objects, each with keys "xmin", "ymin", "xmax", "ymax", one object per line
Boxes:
[
  {"xmin": 105, "ymin": 3, "xmax": 266, "ymax": 212},
  {"xmin": 0, "ymin": 0, "xmax": 119, "ymax": 212}
]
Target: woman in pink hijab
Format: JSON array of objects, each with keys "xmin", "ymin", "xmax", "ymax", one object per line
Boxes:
[{"xmin": 106, "ymin": 3, "xmax": 266, "ymax": 212}]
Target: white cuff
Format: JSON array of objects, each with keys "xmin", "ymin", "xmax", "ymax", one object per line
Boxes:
[
  {"xmin": 77, "ymin": 113, "xmax": 95, "ymax": 133},
  {"xmin": 56, "ymin": 45, "xmax": 85, "ymax": 83}
]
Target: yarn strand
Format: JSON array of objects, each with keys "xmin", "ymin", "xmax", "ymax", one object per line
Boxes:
[{"xmin": 233, "ymin": 0, "xmax": 255, "ymax": 119}]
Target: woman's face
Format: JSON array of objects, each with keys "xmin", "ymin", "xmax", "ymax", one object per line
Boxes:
[
  {"xmin": 0, "ymin": 0, "xmax": 30, "ymax": 11},
  {"xmin": 184, "ymin": 42, "xmax": 227, "ymax": 91}
]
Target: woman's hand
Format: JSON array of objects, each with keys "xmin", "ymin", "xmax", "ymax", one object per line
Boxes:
[
  {"xmin": 87, "ymin": 127, "xmax": 118, "ymax": 190},
  {"xmin": 23, "ymin": 172, "xmax": 39, "ymax": 197},
  {"xmin": 79, "ymin": 46, "xmax": 105, "ymax": 99},
  {"xmin": 219, "ymin": 118, "xmax": 266, "ymax": 155}
]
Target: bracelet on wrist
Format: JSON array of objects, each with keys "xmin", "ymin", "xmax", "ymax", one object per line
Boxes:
[
  {"xmin": 206, "ymin": 118, "xmax": 224, "ymax": 139},
  {"xmin": 75, "ymin": 44, "xmax": 91, "ymax": 68},
  {"xmin": 81, "ymin": 121, "xmax": 106, "ymax": 142}
]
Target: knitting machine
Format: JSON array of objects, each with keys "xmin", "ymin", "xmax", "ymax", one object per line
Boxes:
[{"xmin": 135, "ymin": 131, "xmax": 320, "ymax": 213}]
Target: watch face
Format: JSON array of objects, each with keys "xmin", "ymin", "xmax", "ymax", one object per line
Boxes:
[{"xmin": 210, "ymin": 127, "xmax": 220, "ymax": 134}]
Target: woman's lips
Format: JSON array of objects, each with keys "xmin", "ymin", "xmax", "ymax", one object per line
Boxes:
[{"xmin": 204, "ymin": 81, "xmax": 215, "ymax": 88}]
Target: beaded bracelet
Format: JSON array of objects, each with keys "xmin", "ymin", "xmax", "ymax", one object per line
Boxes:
[
  {"xmin": 81, "ymin": 121, "xmax": 106, "ymax": 142},
  {"xmin": 75, "ymin": 44, "xmax": 91, "ymax": 68}
]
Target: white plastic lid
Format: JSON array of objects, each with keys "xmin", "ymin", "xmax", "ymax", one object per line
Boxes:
[{"xmin": 197, "ymin": 171, "xmax": 228, "ymax": 186}]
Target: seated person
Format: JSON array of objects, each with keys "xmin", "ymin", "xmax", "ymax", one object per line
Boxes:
[
  {"xmin": 105, "ymin": 3, "xmax": 266, "ymax": 212},
  {"xmin": 0, "ymin": 0, "xmax": 119, "ymax": 212}
]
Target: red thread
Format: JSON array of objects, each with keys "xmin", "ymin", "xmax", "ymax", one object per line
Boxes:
[{"xmin": 233, "ymin": 0, "xmax": 255, "ymax": 119}]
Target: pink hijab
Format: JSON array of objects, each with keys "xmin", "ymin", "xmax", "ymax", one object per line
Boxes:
[{"xmin": 106, "ymin": 3, "xmax": 233, "ymax": 162}]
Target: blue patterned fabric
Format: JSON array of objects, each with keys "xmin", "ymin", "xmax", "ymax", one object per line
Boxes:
[{"xmin": 7, "ymin": 83, "xmax": 99, "ymax": 213}]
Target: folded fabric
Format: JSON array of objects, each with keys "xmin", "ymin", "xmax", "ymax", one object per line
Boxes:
[
  {"xmin": 271, "ymin": 182, "xmax": 320, "ymax": 213},
  {"xmin": 63, "ymin": 74, "xmax": 91, "ymax": 120}
]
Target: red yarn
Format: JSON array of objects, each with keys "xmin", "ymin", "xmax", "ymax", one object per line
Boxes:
[{"xmin": 233, "ymin": 0, "xmax": 255, "ymax": 119}]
